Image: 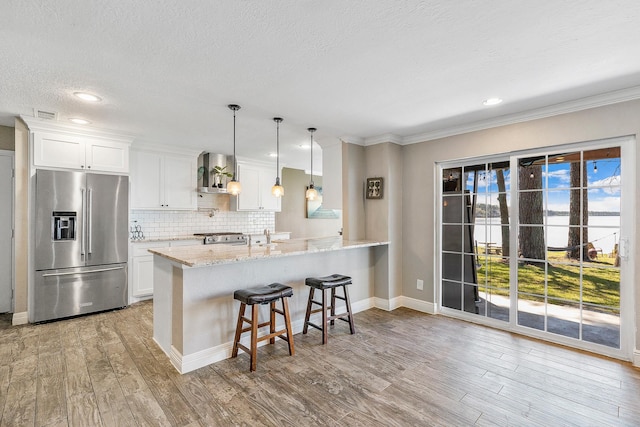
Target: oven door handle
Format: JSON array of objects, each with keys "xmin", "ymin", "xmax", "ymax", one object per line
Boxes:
[{"xmin": 41, "ymin": 266, "xmax": 125, "ymax": 278}]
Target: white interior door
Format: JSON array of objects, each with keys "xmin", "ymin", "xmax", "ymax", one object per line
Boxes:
[{"xmin": 0, "ymin": 151, "xmax": 14, "ymax": 313}]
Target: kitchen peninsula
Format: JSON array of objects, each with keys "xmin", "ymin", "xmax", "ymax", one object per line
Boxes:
[{"xmin": 150, "ymin": 236, "xmax": 389, "ymax": 373}]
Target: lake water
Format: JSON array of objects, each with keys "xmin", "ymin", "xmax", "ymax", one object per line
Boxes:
[{"xmin": 474, "ymin": 216, "xmax": 620, "ymax": 254}]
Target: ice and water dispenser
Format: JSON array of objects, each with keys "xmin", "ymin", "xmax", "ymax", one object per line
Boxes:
[{"xmin": 52, "ymin": 211, "xmax": 77, "ymax": 241}]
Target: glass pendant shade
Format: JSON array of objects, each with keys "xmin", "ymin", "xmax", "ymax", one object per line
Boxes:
[
  {"xmin": 227, "ymin": 104, "xmax": 241, "ymax": 195},
  {"xmin": 271, "ymin": 117, "xmax": 284, "ymax": 197},
  {"xmin": 227, "ymin": 179, "xmax": 242, "ymax": 195},
  {"xmin": 272, "ymin": 180, "xmax": 284, "ymax": 197},
  {"xmin": 305, "ymin": 184, "xmax": 318, "ymax": 200}
]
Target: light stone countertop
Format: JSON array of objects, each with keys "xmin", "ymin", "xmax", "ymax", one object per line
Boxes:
[{"xmin": 148, "ymin": 236, "xmax": 389, "ymax": 267}]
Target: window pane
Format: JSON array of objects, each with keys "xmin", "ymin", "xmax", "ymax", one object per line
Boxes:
[
  {"xmin": 517, "ymin": 294, "xmax": 545, "ymax": 331},
  {"xmin": 518, "ymin": 225, "xmax": 546, "ymax": 262},
  {"xmin": 546, "ymin": 152, "xmax": 580, "ymax": 189},
  {"xmin": 582, "ymin": 266, "xmax": 619, "ymax": 309},
  {"xmin": 586, "ymin": 146, "xmax": 621, "ymax": 188},
  {"xmin": 442, "ymin": 253, "xmax": 462, "ymax": 281},
  {"xmin": 547, "ymin": 264, "xmax": 581, "ymax": 303},
  {"xmin": 443, "ymin": 195, "xmax": 463, "ymax": 223},
  {"xmin": 442, "ymin": 280, "xmax": 462, "ymax": 310},
  {"xmin": 463, "ymin": 284, "xmax": 478, "ymax": 314},
  {"xmin": 442, "ymin": 224, "xmax": 463, "ymax": 252},
  {"xmin": 547, "ymin": 298, "xmax": 580, "ymax": 339},
  {"xmin": 583, "ymin": 304, "xmax": 620, "ymax": 348}
]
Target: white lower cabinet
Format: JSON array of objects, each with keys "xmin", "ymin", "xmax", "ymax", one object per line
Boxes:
[{"xmin": 130, "ymin": 240, "xmax": 201, "ymax": 299}]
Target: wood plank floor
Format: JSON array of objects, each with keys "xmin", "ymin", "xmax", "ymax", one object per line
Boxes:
[{"xmin": 1, "ymin": 301, "xmax": 640, "ymax": 426}]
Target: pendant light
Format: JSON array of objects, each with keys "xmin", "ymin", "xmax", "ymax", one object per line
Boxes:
[
  {"xmin": 305, "ymin": 127, "xmax": 318, "ymax": 201},
  {"xmin": 226, "ymin": 104, "xmax": 242, "ymax": 195},
  {"xmin": 271, "ymin": 117, "xmax": 284, "ymax": 197}
]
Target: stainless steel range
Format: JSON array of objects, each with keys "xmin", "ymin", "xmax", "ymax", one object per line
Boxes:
[{"xmin": 194, "ymin": 232, "xmax": 248, "ymax": 245}]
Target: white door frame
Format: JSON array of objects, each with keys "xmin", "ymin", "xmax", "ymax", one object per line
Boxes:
[{"xmin": 436, "ymin": 136, "xmax": 635, "ymax": 361}]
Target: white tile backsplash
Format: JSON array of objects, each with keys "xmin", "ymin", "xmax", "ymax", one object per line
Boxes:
[{"xmin": 130, "ymin": 209, "xmax": 275, "ymax": 239}]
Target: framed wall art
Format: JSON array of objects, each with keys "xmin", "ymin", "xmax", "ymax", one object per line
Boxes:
[{"xmin": 366, "ymin": 177, "xmax": 383, "ymax": 199}]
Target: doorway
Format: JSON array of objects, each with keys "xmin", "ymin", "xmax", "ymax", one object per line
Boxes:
[
  {"xmin": 438, "ymin": 137, "xmax": 634, "ymax": 359},
  {"xmin": 0, "ymin": 150, "xmax": 14, "ymax": 313}
]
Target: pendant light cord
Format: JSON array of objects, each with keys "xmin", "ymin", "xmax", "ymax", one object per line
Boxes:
[
  {"xmin": 232, "ymin": 108, "xmax": 237, "ymax": 180},
  {"xmin": 276, "ymin": 120, "xmax": 280, "ymax": 179},
  {"xmin": 309, "ymin": 128, "xmax": 315, "ymax": 186}
]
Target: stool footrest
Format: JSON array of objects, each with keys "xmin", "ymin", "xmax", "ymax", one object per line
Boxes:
[
  {"xmin": 257, "ymin": 329, "xmax": 288, "ymax": 343},
  {"xmin": 305, "ymin": 322, "xmax": 323, "ymax": 331}
]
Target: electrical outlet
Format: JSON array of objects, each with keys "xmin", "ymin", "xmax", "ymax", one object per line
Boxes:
[{"xmin": 417, "ymin": 279, "xmax": 424, "ymax": 290}]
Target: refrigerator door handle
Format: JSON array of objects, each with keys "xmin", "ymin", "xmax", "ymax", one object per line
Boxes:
[
  {"xmin": 41, "ymin": 265, "xmax": 125, "ymax": 277},
  {"xmin": 81, "ymin": 188, "xmax": 86, "ymax": 256},
  {"xmin": 88, "ymin": 189, "xmax": 93, "ymax": 255}
]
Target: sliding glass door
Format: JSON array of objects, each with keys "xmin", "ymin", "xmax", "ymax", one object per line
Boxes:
[
  {"xmin": 516, "ymin": 147, "xmax": 622, "ymax": 347},
  {"xmin": 438, "ymin": 137, "xmax": 633, "ymax": 358}
]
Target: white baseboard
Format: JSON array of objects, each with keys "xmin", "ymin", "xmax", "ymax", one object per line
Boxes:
[
  {"xmin": 351, "ymin": 297, "xmax": 375, "ymax": 313},
  {"xmin": 373, "ymin": 296, "xmax": 403, "ymax": 311},
  {"xmin": 633, "ymin": 349, "xmax": 640, "ymax": 368},
  {"xmin": 400, "ymin": 296, "xmax": 437, "ymax": 314},
  {"xmin": 12, "ymin": 312, "xmax": 28, "ymax": 325},
  {"xmin": 373, "ymin": 296, "xmax": 435, "ymax": 314}
]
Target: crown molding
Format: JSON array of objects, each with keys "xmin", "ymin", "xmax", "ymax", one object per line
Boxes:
[
  {"xmin": 131, "ymin": 141, "xmax": 202, "ymax": 157},
  {"xmin": 20, "ymin": 115, "xmax": 134, "ymax": 144},
  {"xmin": 339, "ymin": 136, "xmax": 365, "ymax": 145},
  {"xmin": 401, "ymin": 85, "xmax": 640, "ymax": 145},
  {"xmin": 363, "ymin": 133, "xmax": 403, "ymax": 146}
]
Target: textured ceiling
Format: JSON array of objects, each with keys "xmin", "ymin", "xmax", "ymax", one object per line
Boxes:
[{"xmin": 2, "ymin": 0, "xmax": 640, "ymax": 170}]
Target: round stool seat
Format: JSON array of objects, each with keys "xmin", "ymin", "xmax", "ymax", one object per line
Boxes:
[
  {"xmin": 305, "ymin": 274, "xmax": 352, "ymax": 289},
  {"xmin": 234, "ymin": 283, "xmax": 293, "ymax": 305}
]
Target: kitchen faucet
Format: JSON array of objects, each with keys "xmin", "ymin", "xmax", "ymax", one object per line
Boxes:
[{"xmin": 264, "ymin": 228, "xmax": 271, "ymax": 244}]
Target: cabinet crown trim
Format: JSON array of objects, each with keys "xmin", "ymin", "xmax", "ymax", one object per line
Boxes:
[
  {"xmin": 20, "ymin": 116, "xmax": 133, "ymax": 144},
  {"xmin": 131, "ymin": 143, "xmax": 201, "ymax": 158}
]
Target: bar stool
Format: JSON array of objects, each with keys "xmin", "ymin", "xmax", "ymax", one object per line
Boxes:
[
  {"xmin": 303, "ymin": 274, "xmax": 355, "ymax": 344},
  {"xmin": 232, "ymin": 283, "xmax": 295, "ymax": 371}
]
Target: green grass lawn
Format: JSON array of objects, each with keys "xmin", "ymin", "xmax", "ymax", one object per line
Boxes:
[{"xmin": 476, "ymin": 251, "xmax": 620, "ymax": 310}]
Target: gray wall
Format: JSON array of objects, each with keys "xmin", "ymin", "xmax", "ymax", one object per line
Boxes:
[
  {"xmin": 342, "ymin": 143, "xmax": 366, "ymax": 240},
  {"xmin": 0, "ymin": 125, "xmax": 14, "ymax": 151},
  {"xmin": 364, "ymin": 142, "xmax": 403, "ymax": 301},
  {"xmin": 274, "ymin": 167, "xmax": 342, "ymax": 239}
]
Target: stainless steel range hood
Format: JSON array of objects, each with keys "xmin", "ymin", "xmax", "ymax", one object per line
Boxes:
[{"xmin": 198, "ymin": 153, "xmax": 231, "ymax": 193}]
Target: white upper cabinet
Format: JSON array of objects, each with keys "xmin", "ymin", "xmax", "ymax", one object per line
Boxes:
[
  {"xmin": 32, "ymin": 131, "xmax": 129, "ymax": 173},
  {"xmin": 130, "ymin": 148, "xmax": 197, "ymax": 210},
  {"xmin": 231, "ymin": 161, "xmax": 281, "ymax": 211},
  {"xmin": 24, "ymin": 117, "xmax": 131, "ymax": 174}
]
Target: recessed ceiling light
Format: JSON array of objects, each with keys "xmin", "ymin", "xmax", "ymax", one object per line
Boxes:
[
  {"xmin": 73, "ymin": 92, "xmax": 102, "ymax": 102},
  {"xmin": 482, "ymin": 98, "xmax": 503, "ymax": 106},
  {"xmin": 268, "ymin": 153, "xmax": 278, "ymax": 158},
  {"xmin": 69, "ymin": 118, "xmax": 91, "ymax": 125}
]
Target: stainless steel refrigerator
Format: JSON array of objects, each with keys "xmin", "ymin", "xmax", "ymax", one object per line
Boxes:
[{"xmin": 32, "ymin": 169, "xmax": 129, "ymax": 322}]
